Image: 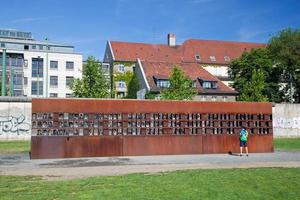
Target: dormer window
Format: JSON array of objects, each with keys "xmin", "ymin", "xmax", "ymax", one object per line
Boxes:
[
  {"xmin": 209, "ymin": 56, "xmax": 216, "ymax": 62},
  {"xmin": 224, "ymin": 56, "xmax": 230, "ymax": 62},
  {"xmin": 201, "ymin": 80, "xmax": 218, "ymax": 89},
  {"xmin": 203, "ymin": 81, "xmax": 211, "ymax": 89},
  {"xmin": 156, "ymin": 80, "xmax": 170, "ymax": 88},
  {"xmin": 192, "ymin": 80, "xmax": 197, "ymax": 88},
  {"xmin": 195, "ymin": 54, "xmax": 201, "ymax": 61}
]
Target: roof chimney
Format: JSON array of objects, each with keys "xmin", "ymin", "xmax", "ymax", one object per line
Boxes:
[{"xmin": 168, "ymin": 33, "xmax": 176, "ymax": 47}]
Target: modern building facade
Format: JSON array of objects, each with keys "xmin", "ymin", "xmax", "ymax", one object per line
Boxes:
[
  {"xmin": 0, "ymin": 29, "xmax": 82, "ymax": 98},
  {"xmin": 103, "ymin": 33, "xmax": 266, "ymax": 100}
]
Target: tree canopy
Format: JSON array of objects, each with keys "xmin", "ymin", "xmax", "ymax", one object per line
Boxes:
[
  {"xmin": 238, "ymin": 69, "xmax": 268, "ymax": 102},
  {"xmin": 71, "ymin": 56, "xmax": 110, "ymax": 98},
  {"xmin": 161, "ymin": 66, "xmax": 197, "ymax": 100},
  {"xmin": 268, "ymin": 28, "xmax": 300, "ymax": 103},
  {"xmin": 229, "ymin": 48, "xmax": 282, "ymax": 102}
]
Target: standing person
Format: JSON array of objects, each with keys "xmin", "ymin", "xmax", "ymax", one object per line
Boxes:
[{"xmin": 239, "ymin": 126, "xmax": 249, "ymax": 156}]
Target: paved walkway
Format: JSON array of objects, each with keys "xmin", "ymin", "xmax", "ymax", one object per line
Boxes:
[{"xmin": 1, "ymin": 151, "xmax": 300, "ymax": 180}]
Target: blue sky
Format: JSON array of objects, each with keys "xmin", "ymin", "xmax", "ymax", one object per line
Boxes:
[{"xmin": 1, "ymin": 0, "xmax": 299, "ymax": 60}]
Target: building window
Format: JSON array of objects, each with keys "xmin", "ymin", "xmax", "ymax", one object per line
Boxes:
[
  {"xmin": 212, "ymin": 96, "xmax": 217, "ymax": 101},
  {"xmin": 118, "ymin": 80, "xmax": 125, "ymax": 88},
  {"xmin": 32, "ymin": 58, "xmax": 43, "ymax": 77},
  {"xmin": 118, "ymin": 64, "xmax": 125, "ymax": 72},
  {"xmin": 31, "ymin": 81, "xmax": 43, "ymax": 95},
  {"xmin": 50, "ymin": 76, "xmax": 58, "ymax": 87},
  {"xmin": 9, "ymin": 57, "xmax": 23, "ymax": 68},
  {"xmin": 224, "ymin": 56, "xmax": 230, "ymax": 62},
  {"xmin": 24, "ymin": 45, "xmax": 29, "ymax": 50},
  {"xmin": 66, "ymin": 93, "xmax": 73, "ymax": 98},
  {"xmin": 202, "ymin": 96, "xmax": 206, "ymax": 101},
  {"xmin": 1, "ymin": 43, "xmax": 5, "ymax": 48},
  {"xmin": 223, "ymin": 96, "xmax": 228, "ymax": 101},
  {"xmin": 24, "ymin": 77, "xmax": 28, "ymax": 85},
  {"xmin": 32, "ymin": 45, "xmax": 36, "ymax": 50},
  {"xmin": 50, "ymin": 61, "xmax": 58, "ymax": 69},
  {"xmin": 203, "ymin": 81, "xmax": 211, "ymax": 89},
  {"xmin": 13, "ymin": 73, "xmax": 23, "ymax": 87},
  {"xmin": 117, "ymin": 92, "xmax": 125, "ymax": 98},
  {"xmin": 66, "ymin": 61, "xmax": 74, "ymax": 70},
  {"xmin": 195, "ymin": 54, "xmax": 201, "ymax": 61},
  {"xmin": 39, "ymin": 45, "xmax": 43, "ymax": 50},
  {"xmin": 192, "ymin": 80, "xmax": 196, "ymax": 88},
  {"xmin": 209, "ymin": 56, "xmax": 216, "ymax": 62},
  {"xmin": 156, "ymin": 80, "xmax": 170, "ymax": 88},
  {"xmin": 66, "ymin": 76, "xmax": 74, "ymax": 87},
  {"xmin": 13, "ymin": 90, "xmax": 23, "ymax": 96},
  {"xmin": 202, "ymin": 81, "xmax": 218, "ymax": 89},
  {"xmin": 50, "ymin": 93, "xmax": 58, "ymax": 98}
]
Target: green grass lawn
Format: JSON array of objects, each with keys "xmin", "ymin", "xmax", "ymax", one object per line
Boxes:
[
  {"xmin": 274, "ymin": 138, "xmax": 300, "ymax": 151},
  {"xmin": 0, "ymin": 168, "xmax": 299, "ymax": 200},
  {"xmin": 0, "ymin": 140, "xmax": 30, "ymax": 154}
]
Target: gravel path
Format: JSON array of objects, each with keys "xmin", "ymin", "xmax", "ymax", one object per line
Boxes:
[{"xmin": 1, "ymin": 151, "xmax": 300, "ymax": 180}]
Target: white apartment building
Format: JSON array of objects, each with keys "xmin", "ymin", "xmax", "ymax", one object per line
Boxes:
[{"xmin": 0, "ymin": 29, "xmax": 82, "ymax": 98}]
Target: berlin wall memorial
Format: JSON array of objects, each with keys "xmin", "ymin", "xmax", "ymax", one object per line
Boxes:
[{"xmin": 30, "ymin": 98, "xmax": 273, "ymax": 159}]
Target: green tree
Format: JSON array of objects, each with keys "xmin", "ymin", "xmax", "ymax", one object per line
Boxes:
[
  {"xmin": 71, "ymin": 56, "xmax": 110, "ymax": 98},
  {"xmin": 229, "ymin": 48, "xmax": 283, "ymax": 102},
  {"xmin": 239, "ymin": 69, "xmax": 268, "ymax": 102},
  {"xmin": 161, "ymin": 66, "xmax": 197, "ymax": 100},
  {"xmin": 268, "ymin": 28, "xmax": 300, "ymax": 103},
  {"xmin": 126, "ymin": 73, "xmax": 140, "ymax": 99}
]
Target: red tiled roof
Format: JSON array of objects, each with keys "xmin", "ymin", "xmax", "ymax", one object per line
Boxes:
[
  {"xmin": 140, "ymin": 61, "xmax": 238, "ymax": 95},
  {"xmin": 110, "ymin": 39, "xmax": 266, "ymax": 65}
]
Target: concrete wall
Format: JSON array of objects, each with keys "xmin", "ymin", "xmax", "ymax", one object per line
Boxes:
[
  {"xmin": 273, "ymin": 104, "xmax": 300, "ymax": 138},
  {"xmin": 0, "ymin": 97, "xmax": 31, "ymax": 140}
]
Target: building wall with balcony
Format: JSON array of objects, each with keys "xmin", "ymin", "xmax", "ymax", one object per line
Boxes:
[{"xmin": 0, "ymin": 49, "xmax": 82, "ymax": 98}]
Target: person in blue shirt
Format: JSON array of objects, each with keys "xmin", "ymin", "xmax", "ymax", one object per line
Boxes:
[{"xmin": 239, "ymin": 126, "xmax": 249, "ymax": 156}]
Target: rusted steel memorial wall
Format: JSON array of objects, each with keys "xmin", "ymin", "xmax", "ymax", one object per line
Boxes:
[{"xmin": 31, "ymin": 98, "xmax": 273, "ymax": 159}]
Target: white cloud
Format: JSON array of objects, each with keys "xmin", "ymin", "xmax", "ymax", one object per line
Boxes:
[{"xmin": 11, "ymin": 16, "xmax": 62, "ymax": 23}]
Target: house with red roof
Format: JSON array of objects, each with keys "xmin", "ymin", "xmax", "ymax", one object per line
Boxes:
[
  {"xmin": 103, "ymin": 33, "xmax": 265, "ymax": 100},
  {"xmin": 135, "ymin": 59, "xmax": 238, "ymax": 101}
]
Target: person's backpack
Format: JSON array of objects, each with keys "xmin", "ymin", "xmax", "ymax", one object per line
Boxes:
[{"xmin": 240, "ymin": 129, "xmax": 248, "ymax": 141}]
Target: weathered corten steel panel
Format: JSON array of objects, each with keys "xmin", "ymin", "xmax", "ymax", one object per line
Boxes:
[
  {"xmin": 31, "ymin": 98, "xmax": 273, "ymax": 159},
  {"xmin": 122, "ymin": 135, "xmax": 203, "ymax": 156},
  {"xmin": 31, "ymin": 136, "xmax": 66, "ymax": 159},
  {"xmin": 31, "ymin": 136, "xmax": 123, "ymax": 159},
  {"xmin": 32, "ymin": 98, "xmax": 272, "ymax": 114}
]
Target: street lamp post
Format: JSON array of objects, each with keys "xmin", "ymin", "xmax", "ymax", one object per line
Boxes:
[
  {"xmin": 10, "ymin": 64, "xmax": 14, "ymax": 96},
  {"xmin": 1, "ymin": 48, "xmax": 6, "ymax": 96}
]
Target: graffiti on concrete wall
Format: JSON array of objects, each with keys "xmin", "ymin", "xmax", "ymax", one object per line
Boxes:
[
  {"xmin": 0, "ymin": 115, "xmax": 31, "ymax": 135},
  {"xmin": 273, "ymin": 117, "xmax": 300, "ymax": 129}
]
